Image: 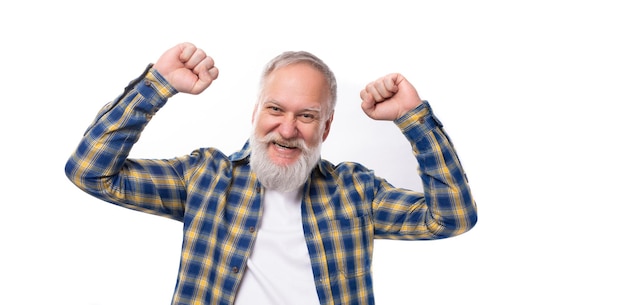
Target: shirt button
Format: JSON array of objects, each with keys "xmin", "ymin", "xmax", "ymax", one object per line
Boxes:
[
  {"xmin": 249, "ymin": 227, "xmax": 255, "ymax": 233},
  {"xmin": 144, "ymin": 80, "xmax": 151, "ymax": 86},
  {"xmin": 418, "ymin": 117, "xmax": 425, "ymax": 124},
  {"xmin": 232, "ymin": 266, "xmax": 239, "ymax": 273}
]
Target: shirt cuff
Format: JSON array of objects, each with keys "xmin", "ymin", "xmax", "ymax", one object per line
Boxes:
[
  {"xmin": 394, "ymin": 101, "xmax": 443, "ymax": 141},
  {"xmin": 145, "ymin": 68, "xmax": 178, "ymax": 99}
]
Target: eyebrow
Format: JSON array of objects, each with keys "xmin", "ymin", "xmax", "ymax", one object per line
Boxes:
[{"xmin": 264, "ymin": 100, "xmax": 322, "ymax": 113}]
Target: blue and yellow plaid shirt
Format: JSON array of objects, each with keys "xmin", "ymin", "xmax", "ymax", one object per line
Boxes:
[{"xmin": 65, "ymin": 65, "xmax": 477, "ymax": 305}]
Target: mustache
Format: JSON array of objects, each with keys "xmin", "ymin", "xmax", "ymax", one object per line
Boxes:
[{"xmin": 259, "ymin": 132, "xmax": 308, "ymax": 150}]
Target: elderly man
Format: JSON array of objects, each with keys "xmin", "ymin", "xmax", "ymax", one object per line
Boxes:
[{"xmin": 65, "ymin": 42, "xmax": 477, "ymax": 305}]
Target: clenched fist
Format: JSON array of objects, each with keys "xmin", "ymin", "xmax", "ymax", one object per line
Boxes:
[
  {"xmin": 153, "ymin": 42, "xmax": 219, "ymax": 95},
  {"xmin": 360, "ymin": 73, "xmax": 423, "ymax": 121}
]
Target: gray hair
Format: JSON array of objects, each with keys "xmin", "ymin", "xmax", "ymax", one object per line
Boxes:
[{"xmin": 258, "ymin": 51, "xmax": 337, "ymax": 119}]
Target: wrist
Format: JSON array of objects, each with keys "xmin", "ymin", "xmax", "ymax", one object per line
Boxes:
[{"xmin": 145, "ymin": 67, "xmax": 178, "ymax": 99}]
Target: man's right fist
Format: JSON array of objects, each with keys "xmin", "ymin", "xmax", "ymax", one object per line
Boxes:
[{"xmin": 153, "ymin": 42, "xmax": 219, "ymax": 95}]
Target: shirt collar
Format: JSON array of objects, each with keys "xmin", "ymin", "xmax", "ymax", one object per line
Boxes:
[{"xmin": 229, "ymin": 140, "xmax": 251, "ymax": 163}]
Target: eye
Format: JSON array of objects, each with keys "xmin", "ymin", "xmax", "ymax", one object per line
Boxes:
[
  {"xmin": 267, "ymin": 105, "xmax": 282, "ymax": 114},
  {"xmin": 299, "ymin": 112, "xmax": 317, "ymax": 123}
]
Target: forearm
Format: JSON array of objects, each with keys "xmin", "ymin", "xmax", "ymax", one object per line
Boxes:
[{"xmin": 394, "ymin": 101, "xmax": 477, "ymax": 238}]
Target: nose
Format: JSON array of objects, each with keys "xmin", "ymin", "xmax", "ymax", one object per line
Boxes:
[{"xmin": 277, "ymin": 115, "xmax": 298, "ymax": 139}]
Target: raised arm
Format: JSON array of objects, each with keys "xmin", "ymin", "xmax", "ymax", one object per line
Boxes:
[
  {"xmin": 64, "ymin": 43, "xmax": 219, "ymax": 221},
  {"xmin": 361, "ymin": 73, "xmax": 477, "ymax": 239}
]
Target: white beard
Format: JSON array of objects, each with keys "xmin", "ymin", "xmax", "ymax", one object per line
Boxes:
[{"xmin": 249, "ymin": 131, "xmax": 322, "ymax": 193}]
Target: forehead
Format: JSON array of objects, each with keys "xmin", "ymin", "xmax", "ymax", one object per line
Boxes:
[
  {"xmin": 265, "ymin": 63, "xmax": 327, "ymax": 86},
  {"xmin": 261, "ymin": 63, "xmax": 330, "ymax": 109}
]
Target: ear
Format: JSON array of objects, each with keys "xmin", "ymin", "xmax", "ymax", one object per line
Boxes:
[
  {"xmin": 321, "ymin": 111, "xmax": 334, "ymax": 142},
  {"xmin": 251, "ymin": 103, "xmax": 259, "ymax": 124}
]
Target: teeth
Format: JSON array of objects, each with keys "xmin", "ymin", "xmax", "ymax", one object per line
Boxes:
[{"xmin": 274, "ymin": 142, "xmax": 294, "ymax": 149}]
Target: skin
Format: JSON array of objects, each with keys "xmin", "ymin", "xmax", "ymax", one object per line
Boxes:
[
  {"xmin": 360, "ymin": 73, "xmax": 423, "ymax": 121},
  {"xmin": 153, "ymin": 42, "xmax": 424, "ymax": 163},
  {"xmin": 153, "ymin": 42, "xmax": 219, "ymax": 94}
]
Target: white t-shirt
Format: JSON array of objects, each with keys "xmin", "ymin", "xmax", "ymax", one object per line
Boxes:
[{"xmin": 234, "ymin": 188, "xmax": 321, "ymax": 305}]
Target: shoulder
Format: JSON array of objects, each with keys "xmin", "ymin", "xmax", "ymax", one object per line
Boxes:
[
  {"xmin": 172, "ymin": 147, "xmax": 232, "ymax": 173},
  {"xmin": 318, "ymin": 159, "xmax": 374, "ymax": 180}
]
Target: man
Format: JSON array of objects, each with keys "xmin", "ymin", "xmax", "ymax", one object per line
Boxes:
[{"xmin": 65, "ymin": 42, "xmax": 477, "ymax": 305}]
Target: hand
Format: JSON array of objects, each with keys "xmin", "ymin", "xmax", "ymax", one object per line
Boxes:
[
  {"xmin": 359, "ymin": 73, "xmax": 423, "ymax": 121},
  {"xmin": 153, "ymin": 42, "xmax": 219, "ymax": 95}
]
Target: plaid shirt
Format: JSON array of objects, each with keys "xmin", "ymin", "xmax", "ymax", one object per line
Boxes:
[{"xmin": 65, "ymin": 65, "xmax": 477, "ymax": 305}]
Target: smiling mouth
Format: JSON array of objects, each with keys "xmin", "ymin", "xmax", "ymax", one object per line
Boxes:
[{"xmin": 273, "ymin": 141, "xmax": 298, "ymax": 149}]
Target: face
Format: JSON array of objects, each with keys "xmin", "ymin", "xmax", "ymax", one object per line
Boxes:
[
  {"xmin": 252, "ymin": 63, "xmax": 333, "ymax": 167},
  {"xmin": 249, "ymin": 63, "xmax": 334, "ymax": 192}
]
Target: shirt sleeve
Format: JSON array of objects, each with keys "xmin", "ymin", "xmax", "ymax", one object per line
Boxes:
[
  {"xmin": 64, "ymin": 65, "xmax": 191, "ymax": 221},
  {"xmin": 371, "ymin": 101, "xmax": 478, "ymax": 239}
]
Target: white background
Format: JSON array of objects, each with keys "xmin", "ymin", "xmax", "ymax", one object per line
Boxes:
[{"xmin": 1, "ymin": 1, "xmax": 624, "ymax": 304}]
